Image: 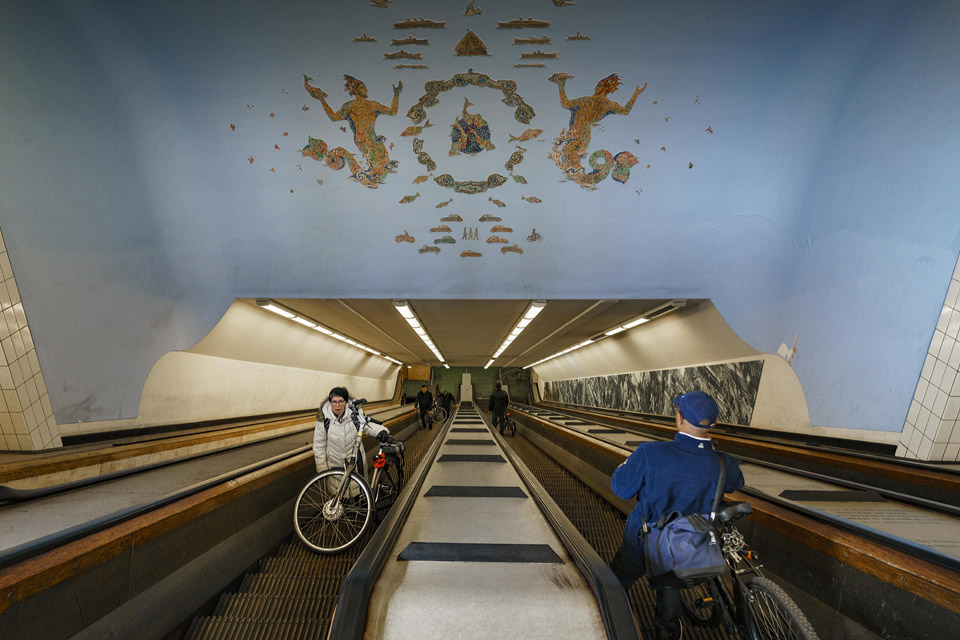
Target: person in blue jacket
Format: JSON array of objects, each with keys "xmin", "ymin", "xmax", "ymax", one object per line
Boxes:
[{"xmin": 609, "ymin": 390, "xmax": 745, "ymax": 640}]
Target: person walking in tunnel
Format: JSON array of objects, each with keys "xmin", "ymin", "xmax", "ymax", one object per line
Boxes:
[
  {"xmin": 488, "ymin": 381, "xmax": 509, "ymax": 434},
  {"xmin": 439, "ymin": 388, "xmax": 454, "ymax": 417},
  {"xmin": 313, "ymin": 387, "xmax": 390, "ymax": 483},
  {"xmin": 415, "ymin": 384, "xmax": 434, "ymax": 430},
  {"xmin": 609, "ymin": 391, "xmax": 745, "ymax": 640}
]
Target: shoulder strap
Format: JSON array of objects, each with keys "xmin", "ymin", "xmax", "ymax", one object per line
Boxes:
[
  {"xmin": 710, "ymin": 450, "xmax": 727, "ymax": 521},
  {"xmin": 324, "ymin": 417, "xmax": 330, "ymax": 432}
]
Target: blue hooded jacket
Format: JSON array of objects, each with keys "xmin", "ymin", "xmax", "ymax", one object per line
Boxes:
[{"xmin": 612, "ymin": 433, "xmax": 745, "ymax": 552}]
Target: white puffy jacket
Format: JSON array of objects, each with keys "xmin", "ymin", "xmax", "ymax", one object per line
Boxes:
[{"xmin": 312, "ymin": 400, "xmax": 388, "ymax": 476}]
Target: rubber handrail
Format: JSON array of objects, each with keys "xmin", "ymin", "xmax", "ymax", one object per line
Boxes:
[
  {"xmin": 0, "ymin": 445, "xmax": 312, "ymax": 570},
  {"xmin": 515, "ymin": 407, "xmax": 960, "ymax": 575}
]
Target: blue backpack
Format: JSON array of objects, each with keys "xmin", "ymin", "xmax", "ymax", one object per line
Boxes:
[{"xmin": 643, "ymin": 453, "xmax": 729, "ymax": 585}]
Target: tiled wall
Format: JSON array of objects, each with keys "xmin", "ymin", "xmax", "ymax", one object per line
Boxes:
[
  {"xmin": 0, "ymin": 228, "xmax": 61, "ymax": 451},
  {"xmin": 898, "ymin": 257, "xmax": 960, "ymax": 461}
]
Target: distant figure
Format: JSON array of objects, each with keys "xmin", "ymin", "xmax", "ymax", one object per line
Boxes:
[
  {"xmin": 609, "ymin": 391, "xmax": 744, "ymax": 640},
  {"xmin": 439, "ymin": 389, "xmax": 454, "ymax": 416},
  {"xmin": 488, "ymin": 381, "xmax": 510, "ymax": 434},
  {"xmin": 415, "ymin": 384, "xmax": 434, "ymax": 430}
]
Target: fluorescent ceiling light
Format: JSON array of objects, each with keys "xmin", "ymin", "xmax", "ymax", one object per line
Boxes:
[
  {"xmin": 605, "ymin": 326, "xmax": 626, "ymax": 336},
  {"xmin": 488, "ymin": 300, "xmax": 546, "ymax": 367},
  {"xmin": 394, "ymin": 299, "xmax": 446, "ymax": 364},
  {"xmin": 262, "ymin": 304, "xmax": 295, "ymax": 318},
  {"xmin": 622, "ymin": 317, "xmax": 649, "ymax": 330},
  {"xmin": 256, "ymin": 298, "xmax": 401, "ymax": 366}
]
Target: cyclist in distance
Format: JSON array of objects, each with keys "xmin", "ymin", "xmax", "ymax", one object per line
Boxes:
[
  {"xmin": 313, "ymin": 386, "xmax": 391, "ymax": 483},
  {"xmin": 414, "ymin": 384, "xmax": 434, "ymax": 430},
  {"xmin": 488, "ymin": 380, "xmax": 510, "ymax": 434},
  {"xmin": 609, "ymin": 391, "xmax": 745, "ymax": 640}
]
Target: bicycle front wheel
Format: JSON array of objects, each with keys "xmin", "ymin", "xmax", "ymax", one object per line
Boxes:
[
  {"xmin": 293, "ymin": 470, "xmax": 374, "ymax": 554},
  {"xmin": 681, "ymin": 578, "xmax": 722, "ymax": 627},
  {"xmin": 374, "ymin": 455, "xmax": 404, "ymax": 522},
  {"xmin": 432, "ymin": 407, "xmax": 447, "ymax": 423},
  {"xmin": 741, "ymin": 576, "xmax": 819, "ymax": 640}
]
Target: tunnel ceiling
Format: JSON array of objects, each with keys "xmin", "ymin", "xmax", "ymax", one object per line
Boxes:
[{"xmin": 261, "ymin": 298, "xmax": 691, "ymax": 368}]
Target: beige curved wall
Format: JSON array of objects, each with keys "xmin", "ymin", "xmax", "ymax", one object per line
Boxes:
[
  {"xmin": 62, "ymin": 300, "xmax": 398, "ymax": 435},
  {"xmin": 533, "ymin": 301, "xmax": 812, "ymax": 433}
]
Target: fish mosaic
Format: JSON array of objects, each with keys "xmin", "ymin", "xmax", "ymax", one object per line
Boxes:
[
  {"xmin": 508, "ymin": 128, "xmax": 544, "ymax": 142},
  {"xmin": 401, "ymin": 121, "xmax": 433, "ymax": 137},
  {"xmin": 488, "ymin": 197, "xmax": 506, "ymax": 208},
  {"xmin": 399, "ymin": 192, "xmax": 421, "ymax": 204},
  {"xmin": 436, "ymin": 198, "xmax": 453, "ymax": 208},
  {"xmin": 521, "ymin": 195, "xmax": 542, "ymax": 203}
]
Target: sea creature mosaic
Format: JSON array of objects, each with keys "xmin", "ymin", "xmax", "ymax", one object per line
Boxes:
[
  {"xmin": 301, "ymin": 75, "xmax": 402, "ymax": 188},
  {"xmin": 548, "ymin": 73, "xmax": 645, "ymax": 188}
]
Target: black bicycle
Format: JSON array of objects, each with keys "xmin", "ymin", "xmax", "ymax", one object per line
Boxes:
[
  {"xmin": 502, "ymin": 411, "xmax": 517, "ymax": 437},
  {"xmin": 293, "ymin": 400, "xmax": 405, "ymax": 554},
  {"xmin": 680, "ymin": 501, "xmax": 819, "ymax": 639}
]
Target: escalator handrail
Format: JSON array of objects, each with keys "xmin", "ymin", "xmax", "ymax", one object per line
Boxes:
[{"xmin": 0, "ymin": 445, "xmax": 312, "ymax": 570}]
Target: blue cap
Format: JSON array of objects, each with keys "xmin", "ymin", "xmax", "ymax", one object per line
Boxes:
[{"xmin": 674, "ymin": 391, "xmax": 719, "ymax": 428}]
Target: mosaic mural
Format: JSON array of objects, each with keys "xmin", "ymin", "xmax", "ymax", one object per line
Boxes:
[
  {"xmin": 542, "ymin": 360, "xmax": 764, "ymax": 426},
  {"xmin": 232, "ymin": 1, "xmax": 714, "ymax": 259}
]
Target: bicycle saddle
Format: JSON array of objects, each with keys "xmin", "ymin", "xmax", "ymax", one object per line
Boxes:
[{"xmin": 715, "ymin": 501, "xmax": 753, "ymax": 523}]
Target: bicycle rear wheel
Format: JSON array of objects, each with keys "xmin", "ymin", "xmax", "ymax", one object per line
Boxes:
[
  {"xmin": 293, "ymin": 470, "xmax": 373, "ymax": 554},
  {"xmin": 374, "ymin": 455, "xmax": 404, "ymax": 522},
  {"xmin": 741, "ymin": 576, "xmax": 819, "ymax": 639},
  {"xmin": 505, "ymin": 417, "xmax": 517, "ymax": 437},
  {"xmin": 431, "ymin": 407, "xmax": 447, "ymax": 423},
  {"xmin": 681, "ymin": 578, "xmax": 722, "ymax": 627}
]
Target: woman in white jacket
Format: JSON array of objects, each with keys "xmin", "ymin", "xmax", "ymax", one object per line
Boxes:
[{"xmin": 313, "ymin": 386, "xmax": 390, "ymax": 482}]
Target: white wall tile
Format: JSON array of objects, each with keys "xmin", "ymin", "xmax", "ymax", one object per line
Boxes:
[
  {"xmin": 915, "ymin": 378, "xmax": 930, "ymax": 403},
  {"xmin": 26, "ymin": 350, "xmax": 39, "ymax": 377},
  {"xmin": 948, "ymin": 309, "xmax": 960, "ymax": 339},
  {"xmin": 933, "ymin": 389, "xmax": 949, "ymax": 418},
  {"xmin": 41, "ymin": 393, "xmax": 54, "ymax": 420},
  {"xmin": 947, "ymin": 278, "xmax": 960, "ymax": 308},
  {"xmin": 906, "ymin": 399, "xmax": 921, "ymax": 426},
  {"xmin": 946, "ymin": 442, "xmax": 960, "ymax": 461},
  {"xmin": 923, "ymin": 414, "xmax": 940, "ymax": 440},
  {"xmin": 918, "ymin": 436, "xmax": 934, "ymax": 459},
  {"xmin": 942, "ymin": 368, "xmax": 958, "ymax": 397},
  {"xmin": 10, "ymin": 359, "xmax": 23, "ymax": 387},
  {"xmin": 916, "ymin": 406, "xmax": 932, "ymax": 432},
  {"xmin": 908, "ymin": 428, "xmax": 923, "ymax": 452},
  {"xmin": 934, "ymin": 419, "xmax": 955, "ymax": 443},
  {"xmin": 930, "ymin": 442, "xmax": 947, "ymax": 461},
  {"xmin": 931, "ymin": 359, "xmax": 948, "ymax": 388},
  {"xmin": 899, "ymin": 424, "xmax": 915, "ymax": 446},
  {"xmin": 939, "ymin": 336, "xmax": 956, "ymax": 362},
  {"xmin": 929, "ymin": 330, "xmax": 946, "ymax": 356},
  {"xmin": 12, "ymin": 303, "xmax": 25, "ymax": 331},
  {"xmin": 944, "ymin": 396, "xmax": 960, "ymax": 422},
  {"xmin": 923, "ymin": 383, "xmax": 939, "ymax": 409},
  {"xmin": 936, "ymin": 306, "xmax": 952, "ymax": 332},
  {"xmin": 21, "ymin": 326, "xmax": 32, "ymax": 352},
  {"xmin": 8, "ymin": 279, "xmax": 19, "ymax": 306},
  {"xmin": 921, "ymin": 354, "xmax": 936, "ymax": 381}
]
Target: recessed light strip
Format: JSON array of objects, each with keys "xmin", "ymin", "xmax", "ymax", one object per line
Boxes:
[
  {"xmin": 485, "ymin": 300, "xmax": 546, "ymax": 369},
  {"xmin": 393, "ymin": 300, "xmax": 447, "ymax": 366},
  {"xmin": 256, "ymin": 299, "xmax": 401, "ymax": 365},
  {"xmin": 524, "ymin": 299, "xmax": 687, "ymax": 369}
]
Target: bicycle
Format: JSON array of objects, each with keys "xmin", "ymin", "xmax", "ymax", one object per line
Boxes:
[
  {"xmin": 679, "ymin": 501, "xmax": 820, "ymax": 639},
  {"xmin": 502, "ymin": 411, "xmax": 517, "ymax": 437},
  {"xmin": 430, "ymin": 402, "xmax": 448, "ymax": 424},
  {"xmin": 293, "ymin": 400, "xmax": 406, "ymax": 554}
]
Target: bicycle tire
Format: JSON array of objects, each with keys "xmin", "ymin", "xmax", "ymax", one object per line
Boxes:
[
  {"xmin": 741, "ymin": 575, "xmax": 819, "ymax": 640},
  {"xmin": 374, "ymin": 455, "xmax": 404, "ymax": 522},
  {"xmin": 293, "ymin": 469, "xmax": 374, "ymax": 554},
  {"xmin": 431, "ymin": 407, "xmax": 447, "ymax": 423},
  {"xmin": 680, "ymin": 578, "xmax": 722, "ymax": 627},
  {"xmin": 505, "ymin": 417, "xmax": 517, "ymax": 437}
]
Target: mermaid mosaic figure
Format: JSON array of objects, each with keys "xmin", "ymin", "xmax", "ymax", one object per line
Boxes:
[
  {"xmin": 548, "ymin": 73, "xmax": 646, "ymax": 188},
  {"xmin": 301, "ymin": 75, "xmax": 402, "ymax": 188}
]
